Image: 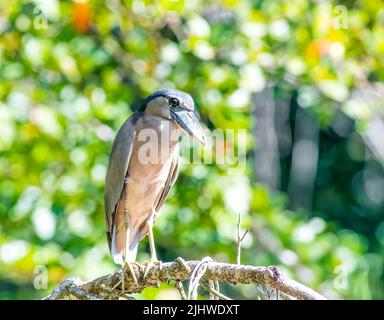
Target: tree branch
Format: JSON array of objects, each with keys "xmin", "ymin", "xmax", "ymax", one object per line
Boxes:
[{"xmin": 44, "ymin": 259, "xmax": 326, "ymax": 300}]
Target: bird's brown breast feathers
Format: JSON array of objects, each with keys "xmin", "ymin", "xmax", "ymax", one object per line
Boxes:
[{"xmin": 114, "ymin": 115, "xmax": 181, "ymax": 242}]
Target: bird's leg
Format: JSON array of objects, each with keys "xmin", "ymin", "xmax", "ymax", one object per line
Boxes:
[
  {"xmin": 120, "ymin": 210, "xmax": 139, "ymax": 290},
  {"xmin": 148, "ymin": 215, "xmax": 158, "ymax": 262},
  {"xmin": 143, "ymin": 214, "xmax": 162, "ymax": 279}
]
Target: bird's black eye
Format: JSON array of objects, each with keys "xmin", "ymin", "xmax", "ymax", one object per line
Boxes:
[{"xmin": 169, "ymin": 97, "xmax": 179, "ymax": 107}]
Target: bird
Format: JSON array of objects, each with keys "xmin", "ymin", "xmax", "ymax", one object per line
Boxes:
[{"xmin": 104, "ymin": 88, "xmax": 206, "ymax": 284}]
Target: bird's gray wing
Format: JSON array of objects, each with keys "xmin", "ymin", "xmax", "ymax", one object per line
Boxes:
[
  {"xmin": 104, "ymin": 113, "xmax": 140, "ymax": 250},
  {"xmin": 155, "ymin": 149, "xmax": 180, "ymax": 213}
]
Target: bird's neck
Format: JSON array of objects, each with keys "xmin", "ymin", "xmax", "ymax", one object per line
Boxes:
[{"xmin": 141, "ymin": 114, "xmax": 181, "ymax": 147}]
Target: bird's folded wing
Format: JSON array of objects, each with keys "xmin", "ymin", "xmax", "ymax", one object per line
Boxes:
[{"xmin": 104, "ymin": 113, "xmax": 140, "ymax": 244}]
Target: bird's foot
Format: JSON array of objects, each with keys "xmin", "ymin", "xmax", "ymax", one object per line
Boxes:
[
  {"xmin": 116, "ymin": 261, "xmax": 139, "ymax": 293},
  {"xmin": 142, "ymin": 259, "xmax": 163, "ymax": 279}
]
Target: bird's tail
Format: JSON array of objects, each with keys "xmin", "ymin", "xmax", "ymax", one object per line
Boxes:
[{"xmin": 111, "ymin": 211, "xmax": 139, "ymax": 265}]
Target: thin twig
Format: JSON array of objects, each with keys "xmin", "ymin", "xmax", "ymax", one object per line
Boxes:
[
  {"xmin": 214, "ymin": 281, "xmax": 220, "ymax": 300},
  {"xmin": 208, "ymin": 280, "xmax": 215, "ymax": 300},
  {"xmin": 236, "ymin": 214, "xmax": 249, "ymax": 265},
  {"xmin": 202, "ymin": 282, "xmax": 232, "ymax": 300},
  {"xmin": 176, "ymin": 257, "xmax": 192, "ymax": 274},
  {"xmin": 175, "ymin": 281, "xmax": 187, "ymax": 300}
]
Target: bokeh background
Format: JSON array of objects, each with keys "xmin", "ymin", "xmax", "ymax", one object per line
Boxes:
[{"xmin": 1, "ymin": 0, "xmax": 384, "ymax": 299}]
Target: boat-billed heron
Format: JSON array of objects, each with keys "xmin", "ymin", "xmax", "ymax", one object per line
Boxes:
[{"xmin": 104, "ymin": 88, "xmax": 205, "ymax": 282}]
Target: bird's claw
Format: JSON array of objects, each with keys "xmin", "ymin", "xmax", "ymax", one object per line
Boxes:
[{"xmin": 115, "ymin": 261, "xmax": 139, "ymax": 293}]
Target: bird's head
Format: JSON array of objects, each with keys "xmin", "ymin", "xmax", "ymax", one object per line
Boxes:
[{"xmin": 140, "ymin": 88, "xmax": 206, "ymax": 145}]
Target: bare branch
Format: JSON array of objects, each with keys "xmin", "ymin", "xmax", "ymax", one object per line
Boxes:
[
  {"xmin": 45, "ymin": 259, "xmax": 327, "ymax": 300},
  {"xmin": 202, "ymin": 281, "xmax": 232, "ymax": 300}
]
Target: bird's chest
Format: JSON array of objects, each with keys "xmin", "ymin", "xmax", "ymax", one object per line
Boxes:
[
  {"xmin": 122, "ymin": 118, "xmax": 179, "ymax": 213},
  {"xmin": 127, "ymin": 118, "xmax": 179, "ymax": 183}
]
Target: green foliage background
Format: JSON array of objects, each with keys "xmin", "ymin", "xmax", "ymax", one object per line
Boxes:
[{"xmin": 0, "ymin": 0, "xmax": 384, "ymax": 299}]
